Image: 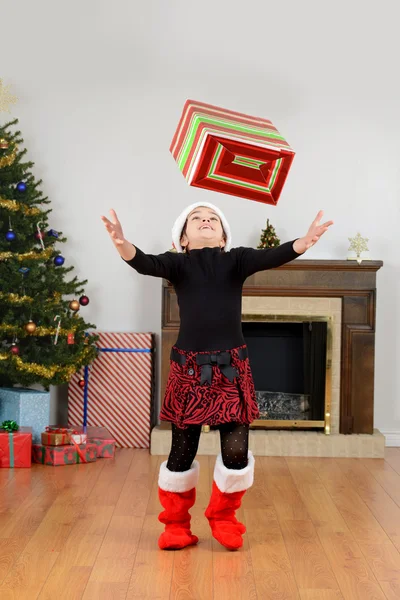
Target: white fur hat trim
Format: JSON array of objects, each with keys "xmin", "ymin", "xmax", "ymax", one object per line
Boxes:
[
  {"xmin": 213, "ymin": 451, "xmax": 254, "ymax": 493},
  {"xmin": 171, "ymin": 202, "xmax": 232, "ymax": 253}
]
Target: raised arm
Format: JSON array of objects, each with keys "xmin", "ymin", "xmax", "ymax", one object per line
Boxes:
[
  {"xmin": 101, "ymin": 209, "xmax": 136, "ymax": 261},
  {"xmin": 236, "ymin": 210, "xmax": 333, "ymax": 280},
  {"xmin": 235, "ymin": 241, "xmax": 302, "ymax": 280},
  {"xmin": 101, "ymin": 209, "xmax": 181, "ymax": 283}
]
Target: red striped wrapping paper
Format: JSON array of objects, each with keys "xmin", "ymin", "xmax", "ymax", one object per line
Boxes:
[{"xmin": 68, "ymin": 332, "xmax": 154, "ymax": 448}]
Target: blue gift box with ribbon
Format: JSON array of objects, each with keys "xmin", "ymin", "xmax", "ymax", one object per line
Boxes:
[{"xmin": 0, "ymin": 388, "xmax": 51, "ymax": 444}]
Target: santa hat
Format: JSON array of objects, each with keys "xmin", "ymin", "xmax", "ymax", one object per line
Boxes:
[{"xmin": 171, "ymin": 202, "xmax": 232, "ymax": 253}]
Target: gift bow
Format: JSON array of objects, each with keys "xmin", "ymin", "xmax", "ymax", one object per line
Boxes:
[
  {"xmin": 196, "ymin": 352, "xmax": 239, "ymax": 385},
  {"xmin": 1, "ymin": 420, "xmax": 19, "ymax": 432}
]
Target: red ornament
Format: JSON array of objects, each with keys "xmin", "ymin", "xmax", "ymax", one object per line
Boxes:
[
  {"xmin": 67, "ymin": 332, "xmax": 75, "ymax": 345},
  {"xmin": 35, "ymin": 231, "xmax": 45, "ymax": 240},
  {"xmin": 10, "ymin": 343, "xmax": 20, "ymax": 355},
  {"xmin": 79, "ymin": 295, "xmax": 89, "ymax": 306},
  {"xmin": 78, "ymin": 378, "xmax": 85, "ymax": 389}
]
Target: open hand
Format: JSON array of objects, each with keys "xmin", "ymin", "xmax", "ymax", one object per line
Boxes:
[
  {"xmin": 293, "ymin": 210, "xmax": 334, "ymax": 254},
  {"xmin": 101, "ymin": 209, "xmax": 125, "ymax": 247}
]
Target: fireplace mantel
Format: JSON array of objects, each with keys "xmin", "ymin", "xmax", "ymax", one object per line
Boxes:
[{"xmin": 161, "ymin": 259, "xmax": 383, "ymax": 435}]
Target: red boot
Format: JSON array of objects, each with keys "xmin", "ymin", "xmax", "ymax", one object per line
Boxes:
[
  {"xmin": 205, "ymin": 452, "xmax": 254, "ymax": 550},
  {"xmin": 158, "ymin": 460, "xmax": 199, "ymax": 550}
]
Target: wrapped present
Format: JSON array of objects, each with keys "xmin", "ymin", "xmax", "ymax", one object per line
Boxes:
[
  {"xmin": 0, "ymin": 387, "xmax": 50, "ymax": 443},
  {"xmin": 170, "ymin": 99, "xmax": 295, "ymax": 205},
  {"xmin": 0, "ymin": 426, "xmax": 32, "ymax": 468},
  {"xmin": 69, "ymin": 425, "xmax": 116, "ymax": 458},
  {"xmin": 32, "ymin": 442, "xmax": 97, "ymax": 466},
  {"xmin": 41, "ymin": 427, "xmax": 87, "ymax": 447},
  {"xmin": 68, "ymin": 333, "xmax": 154, "ymax": 449}
]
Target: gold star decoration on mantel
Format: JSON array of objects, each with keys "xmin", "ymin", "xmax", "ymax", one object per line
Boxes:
[
  {"xmin": 348, "ymin": 233, "xmax": 369, "ymax": 264},
  {"xmin": 0, "ymin": 79, "xmax": 18, "ymax": 113}
]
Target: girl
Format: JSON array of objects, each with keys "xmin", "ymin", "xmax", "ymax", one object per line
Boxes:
[{"xmin": 101, "ymin": 202, "xmax": 333, "ymax": 551}]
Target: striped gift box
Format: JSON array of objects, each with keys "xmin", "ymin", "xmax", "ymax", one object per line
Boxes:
[
  {"xmin": 170, "ymin": 99, "xmax": 295, "ymax": 206},
  {"xmin": 68, "ymin": 332, "xmax": 154, "ymax": 448}
]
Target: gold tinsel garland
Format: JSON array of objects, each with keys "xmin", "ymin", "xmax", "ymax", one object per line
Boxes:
[
  {"xmin": 0, "ymin": 247, "xmax": 53, "ymax": 262},
  {"xmin": 0, "ymin": 196, "xmax": 41, "ymax": 216},
  {"xmin": 0, "ymin": 147, "xmax": 17, "ymax": 168},
  {"xmin": 0, "ymin": 292, "xmax": 33, "ymax": 304},
  {"xmin": 0, "ymin": 323, "xmax": 78, "ymax": 336},
  {"xmin": 0, "ymin": 347, "xmax": 94, "ymax": 380},
  {"xmin": 0, "ymin": 291, "xmax": 62, "ymax": 305}
]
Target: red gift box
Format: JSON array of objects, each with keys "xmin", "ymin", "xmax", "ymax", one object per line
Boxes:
[
  {"xmin": 0, "ymin": 427, "xmax": 32, "ymax": 468},
  {"xmin": 32, "ymin": 443, "xmax": 97, "ymax": 466},
  {"xmin": 69, "ymin": 425, "xmax": 116, "ymax": 458}
]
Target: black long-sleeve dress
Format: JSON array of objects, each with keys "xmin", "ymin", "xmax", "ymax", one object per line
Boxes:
[{"xmin": 124, "ymin": 242, "xmax": 301, "ymax": 428}]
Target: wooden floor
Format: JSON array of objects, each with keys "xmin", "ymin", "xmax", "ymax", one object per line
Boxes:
[{"xmin": 1, "ymin": 449, "xmax": 400, "ymax": 599}]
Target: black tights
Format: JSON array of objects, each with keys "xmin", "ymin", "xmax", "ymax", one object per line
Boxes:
[{"xmin": 166, "ymin": 422, "xmax": 249, "ymax": 472}]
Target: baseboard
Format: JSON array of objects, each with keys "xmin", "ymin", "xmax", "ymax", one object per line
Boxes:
[{"xmin": 382, "ymin": 431, "xmax": 400, "ymax": 447}]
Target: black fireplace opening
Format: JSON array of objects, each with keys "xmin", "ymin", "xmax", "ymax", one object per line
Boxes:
[{"xmin": 242, "ymin": 321, "xmax": 327, "ymax": 423}]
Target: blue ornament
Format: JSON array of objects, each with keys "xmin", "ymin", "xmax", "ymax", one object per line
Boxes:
[
  {"xmin": 16, "ymin": 182, "xmax": 27, "ymax": 193},
  {"xmin": 19, "ymin": 267, "xmax": 30, "ymax": 275},
  {"xmin": 6, "ymin": 229, "xmax": 16, "ymax": 242},
  {"xmin": 54, "ymin": 255, "xmax": 65, "ymax": 266},
  {"xmin": 47, "ymin": 229, "xmax": 59, "ymax": 238}
]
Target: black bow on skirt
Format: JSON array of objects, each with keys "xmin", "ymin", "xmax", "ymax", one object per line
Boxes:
[{"xmin": 196, "ymin": 352, "xmax": 239, "ymax": 385}]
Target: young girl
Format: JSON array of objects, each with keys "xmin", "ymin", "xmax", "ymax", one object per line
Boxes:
[{"xmin": 101, "ymin": 202, "xmax": 333, "ymax": 551}]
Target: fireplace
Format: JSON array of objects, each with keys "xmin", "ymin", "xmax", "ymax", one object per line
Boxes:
[
  {"xmin": 156, "ymin": 257, "xmax": 384, "ymax": 457},
  {"xmin": 242, "ymin": 315, "xmax": 332, "ymax": 433}
]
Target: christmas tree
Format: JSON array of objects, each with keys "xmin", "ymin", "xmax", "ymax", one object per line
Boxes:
[
  {"xmin": 258, "ymin": 218, "xmax": 281, "ymax": 249},
  {"xmin": 0, "ymin": 116, "xmax": 98, "ymax": 389}
]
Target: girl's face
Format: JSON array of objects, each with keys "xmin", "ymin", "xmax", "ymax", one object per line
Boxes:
[{"xmin": 180, "ymin": 206, "xmax": 226, "ymax": 251}]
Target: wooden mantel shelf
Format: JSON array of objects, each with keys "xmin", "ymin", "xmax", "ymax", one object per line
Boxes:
[
  {"xmin": 161, "ymin": 259, "xmax": 383, "ymax": 436},
  {"xmin": 273, "ymin": 259, "xmax": 383, "ymax": 271}
]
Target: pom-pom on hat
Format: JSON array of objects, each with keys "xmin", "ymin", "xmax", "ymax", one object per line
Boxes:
[{"xmin": 171, "ymin": 202, "xmax": 232, "ymax": 253}]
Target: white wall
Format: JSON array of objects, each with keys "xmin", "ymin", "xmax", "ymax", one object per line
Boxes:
[{"xmin": 2, "ymin": 0, "xmax": 399, "ymax": 436}]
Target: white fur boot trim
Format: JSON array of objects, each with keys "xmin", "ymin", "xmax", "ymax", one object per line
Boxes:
[
  {"xmin": 213, "ymin": 452, "xmax": 254, "ymax": 493},
  {"xmin": 158, "ymin": 460, "xmax": 200, "ymax": 493}
]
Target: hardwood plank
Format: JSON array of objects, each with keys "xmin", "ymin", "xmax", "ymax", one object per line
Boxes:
[
  {"xmin": 331, "ymin": 458, "xmax": 400, "ymax": 591},
  {"xmin": 126, "ymin": 514, "xmax": 174, "ymax": 600},
  {"xmin": 39, "ymin": 450, "xmax": 134, "ymax": 599},
  {"xmin": 300, "ymin": 591, "xmax": 344, "ymax": 599},
  {"xmin": 361, "ymin": 457, "xmax": 400, "ymax": 507},
  {"xmin": 115, "ymin": 450, "xmax": 159, "ymax": 517},
  {"xmin": 312, "ymin": 459, "xmax": 388, "ymax": 545},
  {"xmin": 0, "ymin": 460, "xmax": 105, "ymax": 598},
  {"xmin": 261, "ymin": 458, "xmax": 310, "ymax": 521},
  {"xmin": 0, "ymin": 550, "xmax": 60, "ymax": 599},
  {"xmin": 0, "ymin": 536, "xmax": 30, "ymax": 586},
  {"xmin": 286, "ymin": 458, "xmax": 348, "ymax": 532},
  {"xmin": 311, "ymin": 458, "xmax": 396, "ymax": 598},
  {"xmin": 281, "ymin": 519, "xmax": 339, "ymax": 593},
  {"xmin": 318, "ymin": 530, "xmax": 386, "ymax": 599},
  {"xmin": 246, "ymin": 507, "xmax": 300, "ymax": 599},
  {"xmin": 212, "ymin": 535, "xmax": 257, "ymax": 600},
  {"xmin": 83, "ymin": 516, "xmax": 143, "ymax": 599}
]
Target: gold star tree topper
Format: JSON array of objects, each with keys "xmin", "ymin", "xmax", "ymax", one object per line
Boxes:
[
  {"xmin": 348, "ymin": 233, "xmax": 369, "ymax": 264},
  {"xmin": 0, "ymin": 79, "xmax": 18, "ymax": 113}
]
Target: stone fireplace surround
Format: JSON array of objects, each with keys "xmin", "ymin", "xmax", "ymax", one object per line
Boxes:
[{"xmin": 151, "ymin": 258, "xmax": 385, "ymax": 458}]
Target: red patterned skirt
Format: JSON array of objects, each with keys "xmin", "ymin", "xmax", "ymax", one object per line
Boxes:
[{"xmin": 159, "ymin": 344, "xmax": 260, "ymax": 429}]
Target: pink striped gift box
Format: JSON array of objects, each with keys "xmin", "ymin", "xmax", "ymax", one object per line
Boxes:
[{"xmin": 68, "ymin": 332, "xmax": 154, "ymax": 448}]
